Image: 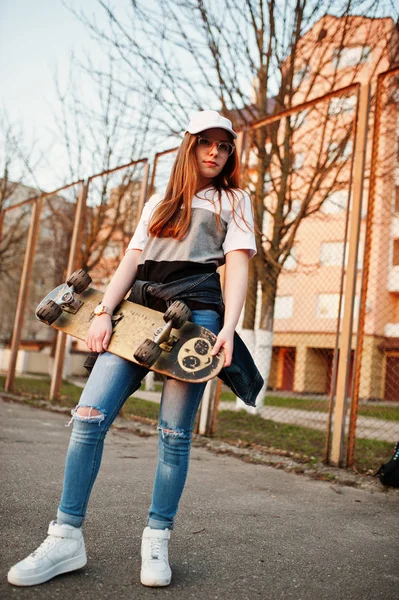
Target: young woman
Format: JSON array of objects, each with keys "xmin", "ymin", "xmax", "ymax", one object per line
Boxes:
[{"xmin": 8, "ymin": 110, "xmax": 260, "ymax": 588}]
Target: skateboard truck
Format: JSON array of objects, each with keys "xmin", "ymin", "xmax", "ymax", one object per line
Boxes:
[
  {"xmin": 36, "ymin": 269, "xmax": 92, "ymax": 325},
  {"xmin": 58, "ymin": 287, "xmax": 83, "ymax": 314},
  {"xmin": 153, "ymin": 321, "xmax": 173, "ymax": 345},
  {"xmin": 133, "ymin": 301, "xmax": 193, "ymax": 368}
]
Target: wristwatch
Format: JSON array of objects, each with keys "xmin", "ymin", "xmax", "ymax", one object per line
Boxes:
[{"xmin": 93, "ymin": 303, "xmax": 112, "ymax": 317}]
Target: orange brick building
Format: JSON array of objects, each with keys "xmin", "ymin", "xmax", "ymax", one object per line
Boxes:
[{"xmin": 249, "ymin": 15, "xmax": 399, "ymax": 400}]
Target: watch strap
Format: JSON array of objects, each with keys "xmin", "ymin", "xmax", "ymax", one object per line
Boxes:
[{"xmin": 94, "ymin": 304, "xmax": 112, "ymax": 316}]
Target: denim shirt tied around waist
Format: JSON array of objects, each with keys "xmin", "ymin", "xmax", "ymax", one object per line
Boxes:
[{"xmin": 128, "ymin": 273, "xmax": 264, "ymax": 407}]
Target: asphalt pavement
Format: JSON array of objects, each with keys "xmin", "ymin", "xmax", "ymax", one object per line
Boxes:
[{"xmin": 1, "ymin": 398, "xmax": 399, "ymax": 600}]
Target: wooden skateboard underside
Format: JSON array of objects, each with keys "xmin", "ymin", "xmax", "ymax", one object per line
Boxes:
[{"xmin": 37, "ymin": 285, "xmax": 224, "ymax": 383}]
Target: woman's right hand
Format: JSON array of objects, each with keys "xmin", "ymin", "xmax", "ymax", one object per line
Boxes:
[{"xmin": 85, "ymin": 314, "xmax": 113, "ymax": 353}]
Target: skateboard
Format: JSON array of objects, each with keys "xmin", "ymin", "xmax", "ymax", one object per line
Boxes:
[{"xmin": 35, "ymin": 269, "xmax": 224, "ymax": 383}]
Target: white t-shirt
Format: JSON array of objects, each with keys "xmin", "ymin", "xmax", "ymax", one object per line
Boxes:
[{"xmin": 127, "ymin": 187, "xmax": 256, "ymax": 283}]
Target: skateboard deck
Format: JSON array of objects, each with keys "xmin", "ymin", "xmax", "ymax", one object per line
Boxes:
[{"xmin": 36, "ymin": 281, "xmax": 224, "ymax": 383}]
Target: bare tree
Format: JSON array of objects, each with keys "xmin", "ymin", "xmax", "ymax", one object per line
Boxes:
[
  {"xmin": 0, "ymin": 115, "xmax": 46, "ymax": 342},
  {"xmin": 51, "ymin": 55, "xmax": 154, "ymax": 284},
  {"xmin": 66, "ymin": 0, "xmax": 399, "ymax": 404}
]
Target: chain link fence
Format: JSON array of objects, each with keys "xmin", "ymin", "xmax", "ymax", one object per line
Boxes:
[
  {"xmin": 348, "ymin": 67, "xmax": 399, "ymax": 470},
  {"xmin": 2, "ymin": 69, "xmax": 399, "ymax": 473},
  {"xmin": 0, "ymin": 199, "xmax": 33, "ymax": 347}
]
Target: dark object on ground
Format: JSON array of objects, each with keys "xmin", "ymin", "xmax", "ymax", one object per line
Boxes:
[{"xmin": 375, "ymin": 441, "xmax": 399, "ymax": 487}]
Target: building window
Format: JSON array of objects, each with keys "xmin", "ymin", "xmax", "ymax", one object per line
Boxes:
[
  {"xmin": 285, "ymin": 199, "xmax": 302, "ymax": 221},
  {"xmin": 280, "ymin": 247, "xmax": 297, "ymax": 271},
  {"xmin": 293, "ymin": 65, "xmax": 310, "ymax": 88},
  {"xmin": 328, "ymin": 95, "xmax": 357, "ymax": 116},
  {"xmin": 393, "ymin": 239, "xmax": 399, "ymax": 267},
  {"xmin": 321, "ymin": 189, "xmax": 349, "ymax": 214},
  {"xmin": 346, "ymin": 241, "xmax": 364, "ymax": 270},
  {"xmin": 294, "ymin": 109, "xmax": 307, "ymax": 129},
  {"xmin": 317, "ymin": 294, "xmax": 361, "ymax": 319},
  {"xmin": 248, "ymin": 147, "xmax": 258, "ymax": 167},
  {"xmin": 328, "ymin": 140, "xmax": 353, "ymax": 163},
  {"xmin": 320, "ymin": 242, "xmax": 344, "ymax": 266},
  {"xmin": 293, "ymin": 152, "xmax": 305, "ymax": 170},
  {"xmin": 319, "ymin": 241, "xmax": 363, "ymax": 269},
  {"xmin": 332, "ymin": 46, "xmax": 371, "ymax": 70},
  {"xmin": 285, "ymin": 250, "xmax": 297, "ymax": 271},
  {"xmin": 316, "ymin": 294, "xmax": 340, "ymax": 318},
  {"xmin": 274, "ymin": 296, "xmax": 293, "ymax": 319}
]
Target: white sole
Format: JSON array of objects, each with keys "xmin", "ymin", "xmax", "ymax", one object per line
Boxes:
[
  {"xmin": 140, "ymin": 571, "xmax": 171, "ymax": 587},
  {"xmin": 7, "ymin": 553, "xmax": 87, "ymax": 586}
]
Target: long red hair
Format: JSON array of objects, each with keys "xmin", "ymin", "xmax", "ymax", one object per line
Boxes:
[{"xmin": 148, "ymin": 132, "xmax": 241, "ymax": 239}]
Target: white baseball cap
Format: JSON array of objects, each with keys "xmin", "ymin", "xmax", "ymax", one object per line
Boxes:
[{"xmin": 186, "ymin": 110, "xmax": 237, "ymax": 139}]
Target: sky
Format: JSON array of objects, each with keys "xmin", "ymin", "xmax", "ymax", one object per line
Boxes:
[
  {"xmin": 1, "ymin": 0, "xmax": 397, "ymax": 192},
  {"xmin": 1, "ymin": 0, "xmax": 103, "ymax": 189}
]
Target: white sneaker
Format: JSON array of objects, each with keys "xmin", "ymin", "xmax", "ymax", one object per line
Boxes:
[
  {"xmin": 140, "ymin": 526, "xmax": 172, "ymax": 587},
  {"xmin": 8, "ymin": 521, "xmax": 87, "ymax": 586}
]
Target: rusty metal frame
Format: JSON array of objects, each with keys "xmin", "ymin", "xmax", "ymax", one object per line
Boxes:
[
  {"xmin": 245, "ymin": 81, "xmax": 371, "ymax": 467},
  {"xmin": 49, "ymin": 157, "xmax": 149, "ymax": 400},
  {"xmin": 5, "ymin": 69, "xmax": 397, "ymax": 463},
  {"xmin": 4, "ymin": 180, "xmax": 84, "ymax": 392},
  {"xmin": 86, "ymin": 157, "xmax": 150, "ymax": 219},
  {"xmin": 250, "ymin": 83, "xmax": 359, "ymax": 131},
  {"xmin": 0, "ymin": 196, "xmax": 35, "ymax": 244},
  {"xmin": 330, "ymin": 83, "xmax": 370, "ymax": 467},
  {"xmin": 49, "ymin": 180, "xmax": 89, "ymax": 400},
  {"xmin": 324, "ymin": 85, "xmax": 362, "ymax": 464},
  {"xmin": 148, "ymin": 147, "xmax": 179, "ymax": 197},
  {"xmin": 209, "ymin": 82, "xmax": 363, "ymax": 437},
  {"xmin": 347, "ymin": 65, "xmax": 399, "ymax": 467}
]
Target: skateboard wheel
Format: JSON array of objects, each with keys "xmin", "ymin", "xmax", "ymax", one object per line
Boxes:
[
  {"xmin": 134, "ymin": 339, "xmax": 162, "ymax": 367},
  {"xmin": 67, "ymin": 269, "xmax": 92, "ymax": 294},
  {"xmin": 36, "ymin": 299, "xmax": 62, "ymax": 325},
  {"xmin": 163, "ymin": 301, "xmax": 192, "ymax": 329}
]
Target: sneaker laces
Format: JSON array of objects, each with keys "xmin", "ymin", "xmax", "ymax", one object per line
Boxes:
[
  {"xmin": 29, "ymin": 536, "xmax": 58, "ymax": 560},
  {"xmin": 145, "ymin": 537, "xmax": 164, "ymax": 561}
]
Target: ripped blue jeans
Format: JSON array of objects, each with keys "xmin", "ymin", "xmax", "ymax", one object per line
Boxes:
[{"xmin": 57, "ymin": 309, "xmax": 221, "ymax": 531}]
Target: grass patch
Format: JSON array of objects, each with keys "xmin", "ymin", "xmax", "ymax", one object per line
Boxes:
[
  {"xmin": 220, "ymin": 390, "xmax": 399, "ymax": 421},
  {"xmin": 124, "ymin": 396, "xmax": 159, "ymax": 421},
  {"xmin": 0, "ymin": 375, "xmax": 81, "ymax": 408},
  {"xmin": 358, "ymin": 405, "xmax": 399, "ymax": 421},
  {"xmin": 215, "ymin": 409, "xmax": 394, "ymax": 473},
  {"xmin": 215, "ymin": 409, "xmax": 326, "ymax": 458},
  {"xmin": 139, "ymin": 382, "xmax": 163, "ymax": 393},
  {"xmin": 0, "ymin": 374, "xmax": 160, "ymax": 419},
  {"xmin": 353, "ymin": 438, "xmax": 394, "ymax": 473},
  {"xmin": 1, "ymin": 375, "xmax": 395, "ymax": 472}
]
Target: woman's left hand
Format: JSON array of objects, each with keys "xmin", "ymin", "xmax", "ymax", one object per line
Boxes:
[{"xmin": 211, "ymin": 325, "xmax": 234, "ymax": 367}]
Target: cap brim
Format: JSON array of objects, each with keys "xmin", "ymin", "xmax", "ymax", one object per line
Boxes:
[{"xmin": 187, "ymin": 125, "xmax": 237, "ymax": 139}]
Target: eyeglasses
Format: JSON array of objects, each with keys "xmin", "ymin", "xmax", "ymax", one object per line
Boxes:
[{"xmin": 197, "ymin": 136, "xmax": 235, "ymax": 157}]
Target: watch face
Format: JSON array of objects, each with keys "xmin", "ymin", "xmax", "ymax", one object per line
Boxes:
[{"xmin": 94, "ymin": 304, "xmax": 104, "ymax": 315}]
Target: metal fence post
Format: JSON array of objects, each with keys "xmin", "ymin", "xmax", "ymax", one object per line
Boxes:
[
  {"xmin": 137, "ymin": 161, "xmax": 149, "ymax": 218},
  {"xmin": 49, "ymin": 181, "xmax": 88, "ymax": 400},
  {"xmin": 5, "ymin": 196, "xmax": 43, "ymax": 391},
  {"xmin": 0, "ymin": 208, "xmax": 5, "ymax": 245},
  {"xmin": 329, "ymin": 83, "xmax": 370, "ymax": 467}
]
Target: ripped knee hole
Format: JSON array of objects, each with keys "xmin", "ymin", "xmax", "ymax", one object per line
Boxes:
[
  {"xmin": 157, "ymin": 425, "xmax": 190, "ymax": 439},
  {"xmin": 76, "ymin": 406, "xmax": 103, "ymax": 418}
]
